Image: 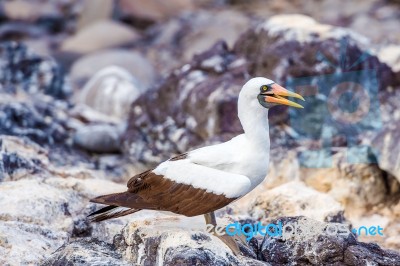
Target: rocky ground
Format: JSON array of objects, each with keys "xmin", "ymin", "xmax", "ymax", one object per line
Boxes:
[{"xmin": 1, "ymin": 0, "xmax": 400, "ymax": 265}]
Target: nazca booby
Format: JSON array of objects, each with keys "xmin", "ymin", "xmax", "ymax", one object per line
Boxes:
[{"xmin": 89, "ymin": 77, "xmax": 304, "ymax": 253}]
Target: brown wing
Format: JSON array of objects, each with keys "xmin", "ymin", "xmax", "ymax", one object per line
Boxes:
[
  {"xmin": 91, "ymin": 170, "xmax": 236, "ymax": 217},
  {"xmin": 87, "ymin": 205, "xmax": 140, "ymax": 222}
]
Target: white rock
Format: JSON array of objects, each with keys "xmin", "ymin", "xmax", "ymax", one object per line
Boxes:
[
  {"xmin": 300, "ymin": 149, "xmax": 388, "ymax": 218},
  {"xmin": 42, "ymin": 238, "xmax": 130, "ymax": 266},
  {"xmin": 77, "ymin": 66, "xmax": 146, "ymax": 122},
  {"xmin": 0, "ymin": 179, "xmax": 83, "ymax": 230},
  {"xmin": 121, "ymin": 214, "xmax": 240, "ymax": 265},
  {"xmin": 261, "ymin": 14, "xmax": 369, "ymax": 45},
  {"xmin": 119, "ymin": 0, "xmax": 195, "ymax": 21},
  {"xmin": 70, "ymin": 49, "xmax": 156, "ymax": 88},
  {"xmin": 248, "ymin": 181, "xmax": 343, "ymax": 222},
  {"xmin": 0, "ymin": 221, "xmax": 67, "ymax": 266},
  {"xmin": 181, "ymin": 10, "xmax": 251, "ymax": 61},
  {"xmin": 3, "ymin": 0, "xmax": 56, "ymax": 21},
  {"xmin": 378, "ymin": 45, "xmax": 400, "ymax": 72},
  {"xmin": 62, "ymin": 20, "xmax": 141, "ymax": 54},
  {"xmin": 73, "ymin": 123, "xmax": 123, "ymax": 153},
  {"xmin": 264, "ymin": 148, "xmax": 300, "ymax": 189},
  {"xmin": 0, "ymin": 174, "xmax": 132, "ymax": 265}
]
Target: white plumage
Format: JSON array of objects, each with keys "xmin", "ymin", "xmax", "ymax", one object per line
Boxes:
[
  {"xmin": 153, "ymin": 77, "xmax": 274, "ymax": 198},
  {"xmin": 89, "ymin": 77, "xmax": 304, "ymax": 226}
]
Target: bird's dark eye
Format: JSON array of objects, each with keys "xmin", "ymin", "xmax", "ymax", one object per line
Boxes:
[{"xmin": 260, "ymin": 85, "xmax": 269, "ymax": 92}]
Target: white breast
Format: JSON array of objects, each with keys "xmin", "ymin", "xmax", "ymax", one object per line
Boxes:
[
  {"xmin": 187, "ymin": 134, "xmax": 270, "ymax": 191},
  {"xmin": 153, "ymin": 159, "xmax": 252, "ymax": 198}
]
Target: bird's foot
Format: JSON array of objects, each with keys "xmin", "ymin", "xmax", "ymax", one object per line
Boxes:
[
  {"xmin": 215, "ymin": 233, "xmax": 242, "ymax": 256},
  {"xmin": 204, "ymin": 212, "xmax": 247, "ymax": 256}
]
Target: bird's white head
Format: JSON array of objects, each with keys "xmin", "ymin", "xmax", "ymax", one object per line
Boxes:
[
  {"xmin": 239, "ymin": 77, "xmax": 305, "ymax": 110},
  {"xmin": 237, "ymin": 77, "xmax": 305, "ymax": 144}
]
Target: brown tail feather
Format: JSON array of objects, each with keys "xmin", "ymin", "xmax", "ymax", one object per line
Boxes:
[
  {"xmin": 88, "ymin": 205, "xmax": 140, "ymax": 222},
  {"xmin": 89, "ymin": 205, "xmax": 118, "ymax": 216},
  {"xmin": 88, "ymin": 192, "xmax": 148, "ymax": 222},
  {"xmin": 90, "ymin": 192, "xmax": 142, "ymax": 207}
]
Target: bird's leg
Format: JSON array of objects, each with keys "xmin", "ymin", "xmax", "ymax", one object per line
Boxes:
[
  {"xmin": 204, "ymin": 212, "xmax": 217, "ymax": 227},
  {"xmin": 204, "ymin": 212, "xmax": 241, "ymax": 256}
]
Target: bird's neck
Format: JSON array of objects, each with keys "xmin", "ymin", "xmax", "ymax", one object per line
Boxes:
[{"xmin": 238, "ymin": 101, "xmax": 270, "ymax": 147}]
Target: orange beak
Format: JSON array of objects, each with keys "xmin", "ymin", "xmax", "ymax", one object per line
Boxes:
[{"xmin": 263, "ymin": 83, "xmax": 305, "ymax": 108}]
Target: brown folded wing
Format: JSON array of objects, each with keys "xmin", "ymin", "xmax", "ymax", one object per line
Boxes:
[{"xmin": 91, "ymin": 169, "xmax": 236, "ymax": 217}]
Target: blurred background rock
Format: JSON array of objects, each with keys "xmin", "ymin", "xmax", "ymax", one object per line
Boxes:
[{"xmin": 1, "ymin": 0, "xmax": 400, "ymax": 265}]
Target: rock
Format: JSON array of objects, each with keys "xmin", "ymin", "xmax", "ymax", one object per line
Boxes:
[
  {"xmin": 0, "ymin": 173, "xmax": 132, "ymax": 265},
  {"xmin": 77, "ymin": 66, "xmax": 147, "ymax": 122},
  {"xmin": 69, "ymin": 49, "xmax": 156, "ymax": 88},
  {"xmin": 42, "ymin": 239, "xmax": 129, "ymax": 266},
  {"xmin": 1, "ymin": 0, "xmax": 80, "ymax": 36},
  {"xmin": 3, "ymin": 0, "xmax": 55, "ymax": 21},
  {"xmin": 361, "ymin": 89, "xmax": 400, "ymax": 185},
  {"xmin": 378, "ymin": 45, "xmax": 400, "ymax": 73},
  {"xmin": 239, "ymin": 257, "xmax": 270, "ymax": 266},
  {"xmin": 230, "ymin": 15, "xmax": 400, "ymax": 253},
  {"xmin": 0, "ymin": 135, "xmax": 117, "ymax": 182},
  {"xmin": 72, "ymin": 66, "xmax": 151, "ymax": 153},
  {"xmin": 76, "ymin": 0, "xmax": 114, "ymax": 30},
  {"xmin": 119, "ymin": 214, "xmax": 264, "ymax": 265},
  {"xmin": 0, "ymin": 136, "xmax": 47, "ymax": 181},
  {"xmin": 344, "ymin": 242, "xmax": 400, "ymax": 265},
  {"xmin": 0, "ymin": 42, "xmax": 69, "ymax": 98},
  {"xmin": 2, "ymin": 0, "xmax": 79, "ymax": 23},
  {"xmin": 371, "ymin": 121, "xmax": 400, "ymax": 184},
  {"xmin": 0, "ymin": 22, "xmax": 46, "ymax": 41},
  {"xmin": 350, "ymin": 11, "xmax": 400, "ymax": 44},
  {"xmin": 124, "ymin": 14, "xmax": 400, "ymax": 166},
  {"xmin": 73, "ymin": 124, "xmax": 123, "ymax": 153},
  {"xmin": 0, "ymin": 178, "xmax": 83, "ymax": 265},
  {"xmin": 367, "ymin": 89, "xmax": 400, "ymax": 187},
  {"xmin": 69, "ymin": 104, "xmax": 125, "ymax": 125},
  {"xmin": 22, "ymin": 38, "xmax": 52, "ymax": 56},
  {"xmin": 122, "ymin": 214, "xmax": 233, "ymax": 265},
  {"xmin": 145, "ymin": 9, "xmax": 251, "ymax": 74},
  {"xmin": 1, "ymin": 5, "xmax": 400, "ymax": 266},
  {"xmin": 124, "ymin": 227, "xmax": 240, "ymax": 265},
  {"xmin": 118, "ymin": 0, "xmax": 195, "ymax": 22},
  {"xmin": 230, "ymin": 14, "xmax": 400, "ymax": 203},
  {"xmin": 260, "ymin": 216, "xmax": 400, "ymax": 265},
  {"xmin": 260, "ymin": 14, "xmax": 368, "ymax": 44},
  {"xmin": 178, "ymin": 10, "xmax": 251, "ymax": 62},
  {"xmin": 0, "ymin": 97, "xmax": 70, "ymax": 146},
  {"xmin": 0, "ymin": 178, "xmax": 84, "ymax": 228},
  {"xmin": 44, "ymin": 236, "xmax": 262, "ymax": 266},
  {"xmin": 234, "ymin": 14, "xmax": 398, "ymax": 142},
  {"xmin": 124, "ymin": 41, "xmax": 249, "ymax": 164},
  {"xmin": 262, "ymin": 147, "xmax": 300, "ymax": 189},
  {"xmin": 226, "ymin": 0, "xmax": 400, "ymax": 44},
  {"xmin": 63, "ymin": 213, "xmax": 399, "ymax": 266},
  {"xmin": 300, "ymin": 148, "xmax": 390, "ymax": 217},
  {"xmin": 350, "ymin": 214, "xmax": 393, "ymax": 250},
  {"xmin": 44, "ymin": 212, "xmax": 266, "ymax": 265},
  {"xmin": 380, "ymin": 201, "xmax": 400, "ymax": 250},
  {"xmin": 0, "ymin": 221, "xmax": 67, "ymax": 266},
  {"xmin": 61, "ymin": 20, "xmax": 141, "ymax": 54},
  {"xmin": 248, "ymin": 181, "xmax": 344, "ymax": 223}
]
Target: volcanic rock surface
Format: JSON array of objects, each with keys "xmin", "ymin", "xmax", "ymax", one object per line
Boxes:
[{"xmin": 1, "ymin": 1, "xmax": 400, "ymax": 265}]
